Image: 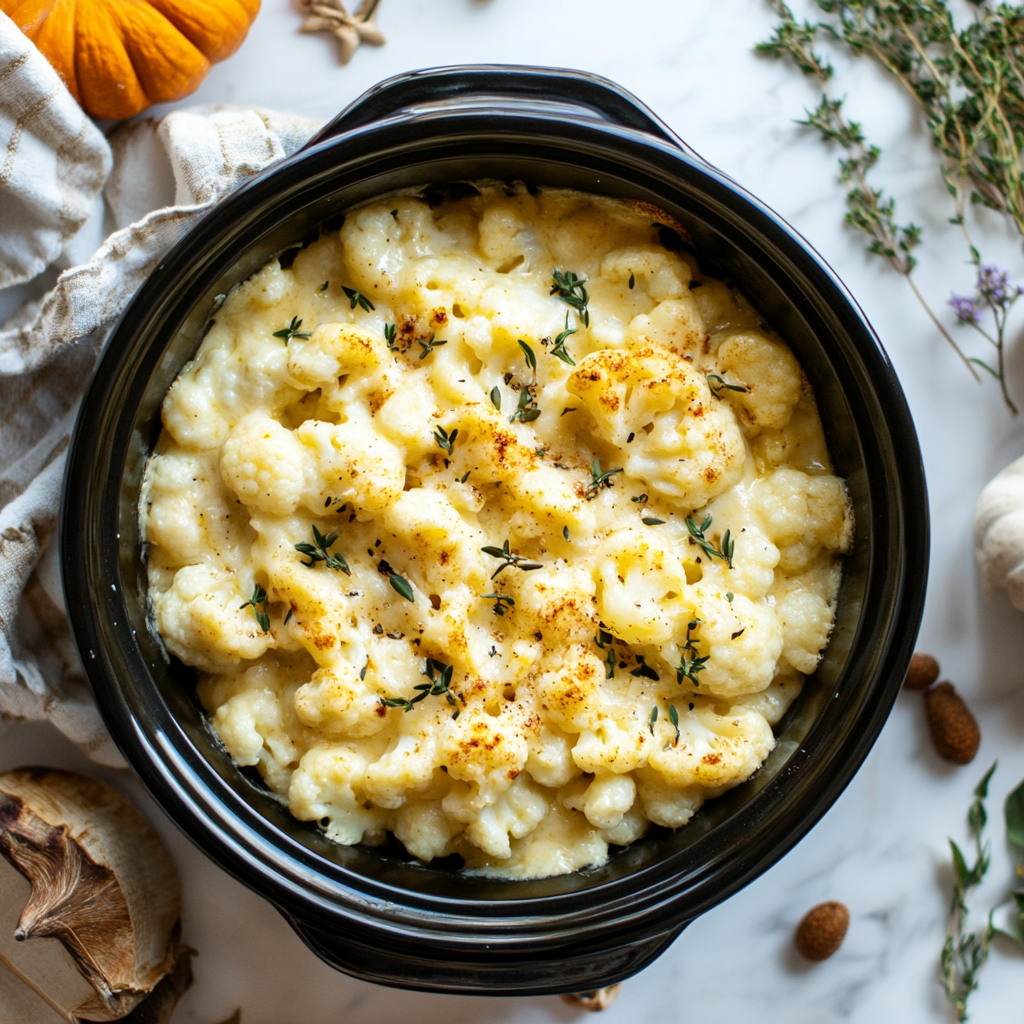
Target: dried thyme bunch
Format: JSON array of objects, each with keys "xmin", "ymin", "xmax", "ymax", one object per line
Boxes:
[
  {"xmin": 758, "ymin": 0, "xmax": 1024, "ymax": 413},
  {"xmin": 940, "ymin": 764, "xmax": 1024, "ymax": 1021}
]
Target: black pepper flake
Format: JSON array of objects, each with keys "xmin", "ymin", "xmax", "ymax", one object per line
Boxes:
[
  {"xmin": 373, "ymin": 624, "xmax": 384, "ymax": 635},
  {"xmin": 627, "ymin": 432, "xmax": 635, "ymax": 443},
  {"xmin": 377, "ymin": 558, "xmax": 395, "ymax": 576}
]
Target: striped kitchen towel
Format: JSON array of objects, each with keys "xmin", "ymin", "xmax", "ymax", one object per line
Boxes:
[{"xmin": 0, "ymin": 11, "xmax": 319, "ymax": 764}]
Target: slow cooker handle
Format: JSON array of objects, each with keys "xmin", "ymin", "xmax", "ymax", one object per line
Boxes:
[{"xmin": 304, "ymin": 65, "xmax": 702, "ymax": 159}]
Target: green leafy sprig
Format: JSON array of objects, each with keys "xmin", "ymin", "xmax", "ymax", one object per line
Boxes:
[
  {"xmin": 296, "ymin": 525, "xmax": 351, "ymax": 574},
  {"xmin": 481, "ymin": 539, "xmax": 544, "ymax": 579},
  {"xmin": 434, "ymin": 425, "xmax": 458, "ymax": 455},
  {"xmin": 706, "ymin": 373, "xmax": 749, "ymax": 396},
  {"xmin": 551, "ymin": 268, "xmax": 591, "ymax": 326},
  {"xmin": 586, "ymin": 457, "xmax": 623, "ymax": 500},
  {"xmin": 756, "ymin": 0, "xmax": 1024, "ymax": 410},
  {"xmin": 240, "ymin": 583, "xmax": 270, "ymax": 632},
  {"xmin": 550, "ymin": 313, "xmax": 578, "ymax": 366},
  {"xmin": 273, "ymin": 316, "xmax": 310, "ymax": 343},
  {"xmin": 384, "ymin": 323, "xmax": 397, "ymax": 349},
  {"xmin": 480, "ymin": 592, "xmax": 515, "ymax": 617},
  {"xmin": 417, "ymin": 335, "xmax": 447, "ymax": 360},
  {"xmin": 342, "ymin": 285, "xmax": 375, "ymax": 312},
  {"xmin": 379, "ymin": 658, "xmax": 461, "ymax": 718},
  {"xmin": 630, "ymin": 655, "xmax": 659, "ymax": 681},
  {"xmin": 510, "ymin": 385, "xmax": 540, "ymax": 424},
  {"xmin": 675, "ymin": 618, "xmax": 709, "ymax": 686},
  {"xmin": 686, "ymin": 513, "xmax": 734, "ymax": 568}
]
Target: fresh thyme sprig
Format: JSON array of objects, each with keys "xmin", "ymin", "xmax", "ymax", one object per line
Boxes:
[
  {"xmin": 630, "ymin": 655, "xmax": 659, "ymax": 681},
  {"xmin": 417, "ymin": 335, "xmax": 447, "ymax": 360},
  {"xmin": 551, "ymin": 269, "xmax": 591, "ymax": 327},
  {"xmin": 379, "ymin": 658, "xmax": 461, "ymax": 718},
  {"xmin": 706, "ymin": 373, "xmax": 749, "ymax": 396},
  {"xmin": 341, "ymin": 285, "xmax": 375, "ymax": 312},
  {"xmin": 480, "ymin": 592, "xmax": 515, "ymax": 617},
  {"xmin": 675, "ymin": 618, "xmax": 709, "ymax": 685},
  {"xmin": 384, "ymin": 323, "xmax": 397, "ymax": 349},
  {"xmin": 649, "ymin": 704, "xmax": 680, "ymax": 746},
  {"xmin": 481, "ymin": 539, "xmax": 544, "ymax": 579},
  {"xmin": 550, "ymin": 312, "xmax": 578, "ymax": 366},
  {"xmin": 686, "ymin": 513, "xmax": 734, "ymax": 568},
  {"xmin": 433, "ymin": 425, "xmax": 458, "ymax": 455},
  {"xmin": 518, "ymin": 339, "xmax": 537, "ymax": 372},
  {"xmin": 273, "ymin": 316, "xmax": 310, "ymax": 343},
  {"xmin": 586, "ymin": 457, "xmax": 623, "ymax": 500},
  {"xmin": 510, "ymin": 385, "xmax": 540, "ymax": 423},
  {"xmin": 240, "ymin": 583, "xmax": 271, "ymax": 632},
  {"xmin": 757, "ymin": 0, "xmax": 1024, "ymax": 411},
  {"xmin": 295, "ymin": 525, "xmax": 351, "ymax": 574},
  {"xmin": 942, "ymin": 763, "xmax": 997, "ymax": 1022}
]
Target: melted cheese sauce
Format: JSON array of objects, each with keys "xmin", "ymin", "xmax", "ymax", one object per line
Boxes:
[{"xmin": 140, "ymin": 186, "xmax": 852, "ymax": 878}]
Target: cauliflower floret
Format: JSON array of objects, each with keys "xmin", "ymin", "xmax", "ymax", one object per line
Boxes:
[
  {"xmin": 681, "ymin": 586, "xmax": 783, "ymax": 698},
  {"xmin": 579, "ymin": 772, "xmax": 637, "ymax": 831},
  {"xmin": 363, "ymin": 730, "xmax": 440, "ymax": 809},
  {"xmin": 152, "ymin": 564, "xmax": 273, "ymax": 671},
  {"xmin": 287, "ymin": 322, "xmax": 386, "ymax": 388},
  {"xmin": 595, "ymin": 525, "xmax": 691, "ymax": 645},
  {"xmin": 220, "ymin": 413, "xmax": 306, "ymax": 516},
  {"xmin": 646, "ymin": 704, "xmax": 774, "ymax": 790},
  {"xmin": 294, "ymin": 663, "xmax": 387, "ymax": 738},
  {"xmin": 624, "ymin": 297, "xmax": 707, "ymax": 360},
  {"xmin": 571, "ymin": 711, "xmax": 653, "ymax": 774},
  {"xmin": 525, "ymin": 724, "xmax": 580, "ymax": 789},
  {"xmin": 777, "ymin": 588, "xmax": 835, "ymax": 674},
  {"xmin": 536, "ymin": 644, "xmax": 606, "ymax": 733},
  {"xmin": 511, "ymin": 563, "xmax": 598, "ymax": 644},
  {"xmin": 715, "ymin": 329, "xmax": 803, "ymax": 433},
  {"xmin": 460, "ymin": 774, "xmax": 549, "ymax": 859},
  {"xmin": 635, "ymin": 770, "xmax": 706, "ymax": 828},
  {"xmin": 289, "ymin": 744, "xmax": 383, "ymax": 845},
  {"xmin": 567, "ymin": 343, "xmax": 745, "ymax": 506},
  {"xmin": 392, "ymin": 799, "xmax": 465, "ymax": 861},
  {"xmin": 601, "ymin": 245, "xmax": 692, "ymax": 301},
  {"xmin": 441, "ymin": 702, "xmax": 530, "ymax": 790},
  {"xmin": 296, "ymin": 413, "xmax": 405, "ymax": 514}
]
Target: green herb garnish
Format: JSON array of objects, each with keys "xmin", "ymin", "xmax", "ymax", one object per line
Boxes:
[
  {"xmin": 379, "ymin": 658, "xmax": 460, "ymax": 718},
  {"xmin": 667, "ymin": 703, "xmax": 680, "ymax": 745},
  {"xmin": 675, "ymin": 618, "xmax": 709, "ymax": 686},
  {"xmin": 594, "ymin": 626, "xmax": 616, "ymax": 679},
  {"xmin": 390, "ymin": 573, "xmax": 415, "ymax": 601},
  {"xmin": 481, "ymin": 539, "xmax": 543, "ymax": 579},
  {"xmin": 642, "ymin": 517, "xmax": 666, "ymax": 526},
  {"xmin": 586, "ymin": 456, "xmax": 623, "ymax": 500},
  {"xmin": 417, "ymin": 335, "xmax": 447, "ymax": 359},
  {"xmin": 706, "ymin": 373, "xmax": 749, "ymax": 395},
  {"xmin": 480, "ymin": 592, "xmax": 515, "ymax": 617},
  {"xmin": 551, "ymin": 268, "xmax": 590, "ymax": 327},
  {"xmin": 341, "ymin": 285, "xmax": 375, "ymax": 312},
  {"xmin": 630, "ymin": 655, "xmax": 659, "ymax": 681},
  {"xmin": 240, "ymin": 583, "xmax": 270, "ymax": 632},
  {"xmin": 510, "ymin": 385, "xmax": 540, "ymax": 424},
  {"xmin": 272, "ymin": 316, "xmax": 310, "ymax": 343},
  {"xmin": 295, "ymin": 525, "xmax": 351, "ymax": 574},
  {"xmin": 490, "ymin": 386, "xmax": 502, "ymax": 411},
  {"xmin": 649, "ymin": 705, "xmax": 658, "ymax": 735},
  {"xmin": 433, "ymin": 425, "xmax": 458, "ymax": 455},
  {"xmin": 384, "ymin": 323, "xmax": 397, "ymax": 349},
  {"xmin": 518, "ymin": 339, "xmax": 537, "ymax": 372},
  {"xmin": 686, "ymin": 513, "xmax": 734, "ymax": 568},
  {"xmin": 550, "ymin": 313, "xmax": 577, "ymax": 366}
]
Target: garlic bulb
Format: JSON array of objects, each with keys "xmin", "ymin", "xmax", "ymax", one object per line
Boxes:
[
  {"xmin": 975, "ymin": 453, "xmax": 1024, "ymax": 611},
  {"xmin": 0, "ymin": 768, "xmax": 182, "ymax": 1021}
]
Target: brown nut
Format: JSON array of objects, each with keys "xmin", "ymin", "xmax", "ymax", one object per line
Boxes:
[
  {"xmin": 924, "ymin": 682, "xmax": 980, "ymax": 764},
  {"xmin": 562, "ymin": 985, "xmax": 622, "ymax": 1012},
  {"xmin": 904, "ymin": 652, "xmax": 940, "ymax": 691},
  {"xmin": 794, "ymin": 901, "xmax": 849, "ymax": 961}
]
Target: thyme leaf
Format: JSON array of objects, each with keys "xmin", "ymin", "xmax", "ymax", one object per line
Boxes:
[
  {"xmin": 390, "ymin": 573, "xmax": 415, "ymax": 601},
  {"xmin": 239, "ymin": 583, "xmax": 270, "ymax": 632},
  {"xmin": 272, "ymin": 316, "xmax": 310, "ymax": 343},
  {"xmin": 295, "ymin": 525, "xmax": 351, "ymax": 574},
  {"xmin": 586, "ymin": 456, "xmax": 623, "ymax": 500},
  {"xmin": 417, "ymin": 335, "xmax": 447, "ymax": 360},
  {"xmin": 433, "ymin": 425, "xmax": 458, "ymax": 455},
  {"xmin": 379, "ymin": 658, "xmax": 460, "ymax": 718},
  {"xmin": 509, "ymin": 384, "xmax": 540, "ymax": 424},
  {"xmin": 341, "ymin": 285, "xmax": 375, "ymax": 312},
  {"xmin": 686, "ymin": 513, "xmax": 734, "ymax": 568},
  {"xmin": 551, "ymin": 268, "xmax": 590, "ymax": 327},
  {"xmin": 518, "ymin": 339, "xmax": 537, "ymax": 372},
  {"xmin": 384, "ymin": 322, "xmax": 397, "ymax": 349},
  {"xmin": 480, "ymin": 592, "xmax": 515, "ymax": 617},
  {"xmin": 706, "ymin": 373, "xmax": 749, "ymax": 395},
  {"xmin": 481, "ymin": 539, "xmax": 543, "ymax": 579},
  {"xmin": 675, "ymin": 618, "xmax": 709, "ymax": 685},
  {"xmin": 550, "ymin": 312, "xmax": 578, "ymax": 366}
]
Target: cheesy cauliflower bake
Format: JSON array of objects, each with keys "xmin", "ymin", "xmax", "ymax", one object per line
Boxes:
[{"xmin": 140, "ymin": 185, "xmax": 852, "ymax": 879}]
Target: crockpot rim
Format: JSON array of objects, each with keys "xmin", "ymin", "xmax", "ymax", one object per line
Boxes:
[{"xmin": 60, "ymin": 66, "xmax": 927, "ymax": 988}]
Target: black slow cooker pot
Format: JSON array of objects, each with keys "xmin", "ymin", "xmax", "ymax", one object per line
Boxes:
[{"xmin": 61, "ymin": 66, "xmax": 928, "ymax": 995}]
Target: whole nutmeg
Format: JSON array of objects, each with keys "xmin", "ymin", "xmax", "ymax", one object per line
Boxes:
[
  {"xmin": 794, "ymin": 901, "xmax": 849, "ymax": 961},
  {"xmin": 924, "ymin": 682, "xmax": 980, "ymax": 764},
  {"xmin": 904, "ymin": 652, "xmax": 940, "ymax": 691}
]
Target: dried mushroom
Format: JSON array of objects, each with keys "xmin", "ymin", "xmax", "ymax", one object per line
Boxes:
[{"xmin": 0, "ymin": 768, "xmax": 183, "ymax": 1022}]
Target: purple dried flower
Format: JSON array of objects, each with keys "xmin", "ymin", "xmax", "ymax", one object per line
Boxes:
[
  {"xmin": 949, "ymin": 293, "xmax": 982, "ymax": 325},
  {"xmin": 975, "ymin": 264, "xmax": 1023, "ymax": 308}
]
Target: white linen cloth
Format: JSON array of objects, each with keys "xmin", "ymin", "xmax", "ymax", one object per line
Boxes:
[{"xmin": 0, "ymin": 11, "xmax": 319, "ymax": 764}]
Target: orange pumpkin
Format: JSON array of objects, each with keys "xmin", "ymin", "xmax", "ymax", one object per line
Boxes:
[{"xmin": 1, "ymin": 0, "xmax": 260, "ymax": 120}]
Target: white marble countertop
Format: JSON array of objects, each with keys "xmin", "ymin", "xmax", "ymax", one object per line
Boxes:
[{"xmin": 6, "ymin": 0, "xmax": 1024, "ymax": 1021}]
